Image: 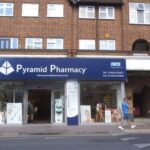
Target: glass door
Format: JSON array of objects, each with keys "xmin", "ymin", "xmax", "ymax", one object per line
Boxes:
[{"xmin": 51, "ymin": 90, "xmax": 64, "ymax": 124}]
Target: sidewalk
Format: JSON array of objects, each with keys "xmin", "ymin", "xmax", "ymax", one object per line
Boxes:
[
  {"xmin": 124, "ymin": 118, "xmax": 150, "ymax": 134},
  {"xmin": 0, "ymin": 119, "xmax": 149, "ymax": 137},
  {"xmin": 0, "ymin": 123, "xmax": 122, "ymax": 137}
]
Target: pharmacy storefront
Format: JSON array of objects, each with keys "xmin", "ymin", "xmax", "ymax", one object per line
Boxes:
[{"xmin": 0, "ymin": 57, "xmax": 126, "ymax": 125}]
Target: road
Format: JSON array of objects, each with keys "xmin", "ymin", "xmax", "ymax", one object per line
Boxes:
[{"xmin": 0, "ymin": 134, "xmax": 150, "ymax": 150}]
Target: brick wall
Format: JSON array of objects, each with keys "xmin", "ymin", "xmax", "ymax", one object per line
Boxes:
[
  {"xmin": 0, "ymin": 0, "xmax": 149, "ymax": 53},
  {"xmin": 122, "ymin": 0, "xmax": 150, "ymax": 50},
  {"xmin": 0, "ymin": 0, "xmax": 74, "ymax": 51}
]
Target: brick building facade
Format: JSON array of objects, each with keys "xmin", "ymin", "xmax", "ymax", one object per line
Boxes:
[{"xmin": 0, "ymin": 0, "xmax": 149, "ymax": 125}]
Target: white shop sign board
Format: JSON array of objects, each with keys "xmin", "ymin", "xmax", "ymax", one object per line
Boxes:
[
  {"xmin": 66, "ymin": 81, "xmax": 78, "ymax": 118},
  {"xmin": 80, "ymin": 105, "xmax": 91, "ymax": 123},
  {"xmin": 105, "ymin": 109, "xmax": 112, "ymax": 123}
]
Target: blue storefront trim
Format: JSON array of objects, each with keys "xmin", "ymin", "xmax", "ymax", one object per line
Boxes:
[{"xmin": 67, "ymin": 115, "xmax": 78, "ymax": 125}]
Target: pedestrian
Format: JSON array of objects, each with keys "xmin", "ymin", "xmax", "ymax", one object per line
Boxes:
[{"xmin": 118, "ymin": 97, "xmax": 136, "ymax": 130}]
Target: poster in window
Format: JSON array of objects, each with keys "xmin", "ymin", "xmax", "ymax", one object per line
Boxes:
[
  {"xmin": 0, "ymin": 112, "xmax": 5, "ymax": 124},
  {"xmin": 7, "ymin": 103, "xmax": 22, "ymax": 124},
  {"xmin": 80, "ymin": 105, "xmax": 91, "ymax": 123},
  {"xmin": 105, "ymin": 109, "xmax": 112, "ymax": 123},
  {"xmin": 66, "ymin": 80, "xmax": 79, "ymax": 125}
]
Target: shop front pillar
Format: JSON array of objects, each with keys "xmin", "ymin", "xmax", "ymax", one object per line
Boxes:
[
  {"xmin": 117, "ymin": 82, "xmax": 126, "ymax": 109},
  {"xmin": 65, "ymin": 80, "xmax": 79, "ymax": 125}
]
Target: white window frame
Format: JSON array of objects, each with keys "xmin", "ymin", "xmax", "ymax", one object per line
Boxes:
[
  {"xmin": 0, "ymin": 38, "xmax": 18, "ymax": 49},
  {"xmin": 99, "ymin": 40, "xmax": 116, "ymax": 51},
  {"xmin": 129, "ymin": 2, "xmax": 150, "ymax": 24},
  {"xmin": 99, "ymin": 6, "xmax": 115, "ymax": 19},
  {"xmin": 0, "ymin": 3, "xmax": 14, "ymax": 16},
  {"xmin": 22, "ymin": 4, "xmax": 39, "ymax": 17},
  {"xmin": 79, "ymin": 39, "xmax": 95, "ymax": 50},
  {"xmin": 47, "ymin": 38, "xmax": 64, "ymax": 49},
  {"xmin": 47, "ymin": 4, "xmax": 64, "ymax": 17},
  {"xmin": 25, "ymin": 38, "xmax": 42, "ymax": 49},
  {"xmin": 79, "ymin": 6, "xmax": 95, "ymax": 19}
]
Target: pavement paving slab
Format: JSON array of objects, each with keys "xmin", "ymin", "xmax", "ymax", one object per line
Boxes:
[{"xmin": 0, "ymin": 123, "xmax": 149, "ymax": 137}]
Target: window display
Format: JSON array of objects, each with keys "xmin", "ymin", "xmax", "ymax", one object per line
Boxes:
[
  {"xmin": 95, "ymin": 103, "xmax": 104, "ymax": 122},
  {"xmin": 80, "ymin": 105, "xmax": 92, "ymax": 123},
  {"xmin": 6, "ymin": 103, "xmax": 22, "ymax": 124},
  {"xmin": 80, "ymin": 81, "xmax": 121, "ymax": 123},
  {"xmin": 0, "ymin": 81, "xmax": 24, "ymax": 124}
]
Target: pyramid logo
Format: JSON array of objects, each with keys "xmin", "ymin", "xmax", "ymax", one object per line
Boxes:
[
  {"xmin": 0, "ymin": 61, "xmax": 15, "ymax": 75},
  {"xmin": 70, "ymin": 0, "xmax": 80, "ymax": 4}
]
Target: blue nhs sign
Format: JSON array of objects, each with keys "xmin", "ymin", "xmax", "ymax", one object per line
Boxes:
[{"xmin": 110, "ymin": 62, "xmax": 121, "ymax": 67}]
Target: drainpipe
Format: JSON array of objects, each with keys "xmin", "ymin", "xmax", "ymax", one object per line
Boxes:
[
  {"xmin": 121, "ymin": 2, "xmax": 124, "ymax": 51},
  {"xmin": 96, "ymin": 2, "xmax": 99, "ymax": 51}
]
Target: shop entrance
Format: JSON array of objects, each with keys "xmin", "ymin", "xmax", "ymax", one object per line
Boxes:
[
  {"xmin": 128, "ymin": 75, "xmax": 150, "ymax": 118},
  {"xmin": 28, "ymin": 89, "xmax": 51, "ymax": 123},
  {"xmin": 133, "ymin": 85, "xmax": 150, "ymax": 117}
]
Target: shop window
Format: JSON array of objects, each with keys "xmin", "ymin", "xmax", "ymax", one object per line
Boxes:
[
  {"xmin": 15, "ymin": 89, "xmax": 24, "ymax": 103},
  {"xmin": 25, "ymin": 38, "xmax": 42, "ymax": 49},
  {"xmin": 22, "ymin": 4, "xmax": 39, "ymax": 17},
  {"xmin": 47, "ymin": 4, "xmax": 64, "ymax": 17},
  {"xmin": 80, "ymin": 82, "xmax": 122, "ymax": 123},
  {"xmin": 79, "ymin": 39, "xmax": 96, "ymax": 50},
  {"xmin": 0, "ymin": 85, "xmax": 13, "ymax": 123},
  {"xmin": 0, "ymin": 81, "xmax": 24, "ymax": 124},
  {"xmin": 0, "ymin": 3, "xmax": 14, "ymax": 16}
]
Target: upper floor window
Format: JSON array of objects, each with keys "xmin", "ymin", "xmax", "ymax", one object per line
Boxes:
[
  {"xmin": 99, "ymin": 7, "xmax": 115, "ymax": 19},
  {"xmin": 129, "ymin": 3, "xmax": 150, "ymax": 24},
  {"xmin": 79, "ymin": 6, "xmax": 95, "ymax": 19},
  {"xmin": 47, "ymin": 4, "xmax": 64, "ymax": 17},
  {"xmin": 22, "ymin": 4, "xmax": 39, "ymax": 17},
  {"xmin": 99, "ymin": 40, "xmax": 116, "ymax": 50},
  {"xmin": 79, "ymin": 40, "xmax": 95, "ymax": 50},
  {"xmin": 47, "ymin": 38, "xmax": 64, "ymax": 49},
  {"xmin": 0, "ymin": 38, "xmax": 18, "ymax": 49},
  {"xmin": 0, "ymin": 3, "xmax": 13, "ymax": 16},
  {"xmin": 25, "ymin": 38, "xmax": 42, "ymax": 49}
]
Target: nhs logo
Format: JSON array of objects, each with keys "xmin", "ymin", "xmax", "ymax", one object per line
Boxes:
[
  {"xmin": 110, "ymin": 62, "xmax": 121, "ymax": 67},
  {"xmin": 0, "ymin": 61, "xmax": 14, "ymax": 75}
]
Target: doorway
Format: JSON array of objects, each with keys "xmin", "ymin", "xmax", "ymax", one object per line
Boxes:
[
  {"xmin": 133, "ymin": 85, "xmax": 150, "ymax": 117},
  {"xmin": 28, "ymin": 89, "xmax": 51, "ymax": 123}
]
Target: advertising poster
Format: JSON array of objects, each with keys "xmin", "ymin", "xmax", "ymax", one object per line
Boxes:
[
  {"xmin": 7, "ymin": 103, "xmax": 22, "ymax": 124},
  {"xmin": 0, "ymin": 112, "xmax": 5, "ymax": 124},
  {"xmin": 55, "ymin": 98, "xmax": 63, "ymax": 123},
  {"xmin": 66, "ymin": 80, "xmax": 79, "ymax": 125},
  {"xmin": 105, "ymin": 109, "xmax": 112, "ymax": 123},
  {"xmin": 80, "ymin": 105, "xmax": 91, "ymax": 123}
]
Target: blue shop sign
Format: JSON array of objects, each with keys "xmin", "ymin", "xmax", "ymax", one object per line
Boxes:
[{"xmin": 0, "ymin": 58, "xmax": 126, "ymax": 80}]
